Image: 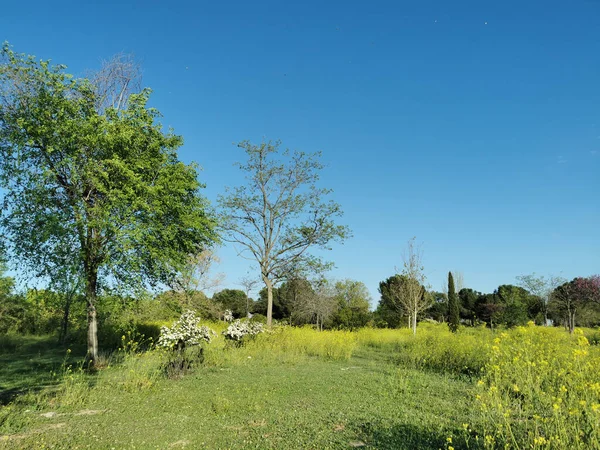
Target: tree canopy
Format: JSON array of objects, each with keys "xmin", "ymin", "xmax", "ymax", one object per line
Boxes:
[
  {"xmin": 0, "ymin": 44, "xmax": 217, "ymax": 363},
  {"xmin": 217, "ymin": 140, "xmax": 349, "ymax": 326}
]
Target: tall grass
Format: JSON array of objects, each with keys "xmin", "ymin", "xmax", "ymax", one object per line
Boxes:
[
  {"xmin": 357, "ymin": 324, "xmax": 492, "ymax": 377},
  {"xmin": 204, "ymin": 326, "xmax": 357, "ymax": 366}
]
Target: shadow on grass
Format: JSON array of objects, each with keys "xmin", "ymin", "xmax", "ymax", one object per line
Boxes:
[{"xmin": 0, "ymin": 335, "xmax": 85, "ymax": 405}]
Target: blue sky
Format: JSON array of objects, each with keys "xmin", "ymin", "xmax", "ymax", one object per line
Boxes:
[{"xmin": 2, "ymin": 0, "xmax": 599, "ymax": 305}]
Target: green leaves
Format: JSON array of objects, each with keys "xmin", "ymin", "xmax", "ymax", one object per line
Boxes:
[{"xmin": 0, "ymin": 43, "xmax": 217, "ymax": 295}]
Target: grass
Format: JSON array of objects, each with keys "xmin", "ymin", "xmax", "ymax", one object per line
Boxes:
[
  {"xmin": 1, "ymin": 323, "xmax": 599, "ymax": 449},
  {"xmin": 0, "ymin": 334, "xmax": 85, "ymax": 405},
  {"xmin": 0, "ymin": 345, "xmax": 477, "ymax": 449}
]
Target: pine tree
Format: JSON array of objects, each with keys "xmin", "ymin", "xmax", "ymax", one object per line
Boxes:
[{"xmin": 448, "ymin": 272, "xmax": 460, "ymax": 332}]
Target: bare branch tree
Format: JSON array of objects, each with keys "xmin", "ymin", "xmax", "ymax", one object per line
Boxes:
[
  {"xmin": 238, "ymin": 274, "xmax": 260, "ymax": 318},
  {"xmin": 453, "ymin": 271, "xmax": 465, "ymax": 293},
  {"xmin": 171, "ymin": 249, "xmax": 224, "ymax": 307},
  {"xmin": 89, "ymin": 52, "xmax": 142, "ymax": 112},
  {"xmin": 516, "ymin": 273, "xmax": 565, "ymax": 326},
  {"xmin": 297, "ymin": 278, "xmax": 337, "ymax": 331},
  {"xmin": 441, "ymin": 270, "xmax": 464, "ymax": 295},
  {"xmin": 218, "ymin": 140, "xmax": 349, "ymax": 327},
  {"xmin": 393, "ymin": 237, "xmax": 431, "ymax": 335}
]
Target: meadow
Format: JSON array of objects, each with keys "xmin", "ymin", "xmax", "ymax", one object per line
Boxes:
[{"xmin": 1, "ymin": 323, "xmax": 599, "ymax": 449}]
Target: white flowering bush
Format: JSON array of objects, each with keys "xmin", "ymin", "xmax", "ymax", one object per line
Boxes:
[
  {"xmin": 223, "ymin": 309, "xmax": 234, "ymax": 322},
  {"xmin": 157, "ymin": 310, "xmax": 216, "ymax": 350},
  {"xmin": 223, "ymin": 319, "xmax": 264, "ymax": 343}
]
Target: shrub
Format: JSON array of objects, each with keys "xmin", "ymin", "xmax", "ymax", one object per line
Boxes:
[
  {"xmin": 157, "ymin": 310, "xmax": 216, "ymax": 350},
  {"xmin": 223, "ymin": 319, "xmax": 264, "ymax": 344},
  {"xmin": 223, "ymin": 309, "xmax": 234, "ymax": 322},
  {"xmin": 250, "ymin": 313, "xmax": 267, "ymax": 324},
  {"xmin": 157, "ymin": 311, "xmax": 217, "ymax": 378}
]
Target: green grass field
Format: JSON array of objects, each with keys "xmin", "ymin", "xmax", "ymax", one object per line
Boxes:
[{"xmin": 1, "ymin": 324, "xmax": 599, "ymax": 449}]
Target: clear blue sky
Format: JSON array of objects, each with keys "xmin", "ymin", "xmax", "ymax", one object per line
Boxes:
[{"xmin": 2, "ymin": 0, "xmax": 599, "ymax": 305}]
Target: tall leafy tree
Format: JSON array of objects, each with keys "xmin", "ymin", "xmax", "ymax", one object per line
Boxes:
[
  {"xmin": 332, "ymin": 279, "xmax": 371, "ymax": 330},
  {"xmin": 549, "ymin": 276, "xmax": 600, "ymax": 333},
  {"xmin": 212, "ymin": 289, "xmax": 249, "ymax": 318},
  {"xmin": 494, "ymin": 284, "xmax": 535, "ymax": 327},
  {"xmin": 475, "ymin": 293, "xmax": 504, "ymax": 330},
  {"xmin": 376, "ymin": 274, "xmax": 407, "ymax": 327},
  {"xmin": 0, "ymin": 44, "xmax": 217, "ymax": 364},
  {"xmin": 458, "ymin": 288, "xmax": 479, "ymax": 326},
  {"xmin": 425, "ymin": 291, "xmax": 448, "ymax": 323},
  {"xmin": 516, "ymin": 273, "xmax": 565, "ymax": 326},
  {"xmin": 573, "ymin": 276, "xmax": 600, "ymax": 305},
  {"xmin": 218, "ymin": 140, "xmax": 349, "ymax": 327},
  {"xmin": 447, "ymin": 272, "xmax": 460, "ymax": 332}
]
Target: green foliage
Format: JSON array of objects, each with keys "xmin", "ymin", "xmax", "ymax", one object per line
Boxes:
[
  {"xmin": 458, "ymin": 288, "xmax": 479, "ymax": 325},
  {"xmin": 472, "ymin": 285, "xmax": 542, "ymax": 329},
  {"xmin": 0, "ymin": 259, "xmax": 19, "ymax": 333},
  {"xmin": 212, "ymin": 289, "xmax": 249, "ymax": 318},
  {"xmin": 0, "ymin": 43, "xmax": 217, "ymax": 358},
  {"xmin": 254, "ymin": 285, "xmax": 293, "ymax": 319},
  {"xmin": 154, "ymin": 290, "xmax": 222, "ymax": 322},
  {"xmin": 331, "ymin": 279, "xmax": 371, "ymax": 330},
  {"xmin": 0, "ymin": 44, "xmax": 216, "ymax": 288},
  {"xmin": 376, "ymin": 274, "xmax": 407, "ymax": 328},
  {"xmin": 494, "ymin": 284, "xmax": 539, "ymax": 327},
  {"xmin": 425, "ymin": 291, "xmax": 447, "ymax": 322},
  {"xmin": 0, "ymin": 289, "xmax": 84, "ymax": 335},
  {"xmin": 549, "ymin": 277, "xmax": 600, "ymax": 331},
  {"xmin": 249, "ymin": 313, "xmax": 267, "ymax": 324},
  {"xmin": 447, "ymin": 272, "xmax": 460, "ymax": 332},
  {"xmin": 254, "ymin": 278, "xmax": 314, "ymax": 323}
]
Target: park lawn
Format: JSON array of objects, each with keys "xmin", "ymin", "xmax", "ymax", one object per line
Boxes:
[
  {"xmin": 0, "ymin": 335, "xmax": 84, "ymax": 405},
  {"xmin": 1, "ymin": 343, "xmax": 477, "ymax": 449}
]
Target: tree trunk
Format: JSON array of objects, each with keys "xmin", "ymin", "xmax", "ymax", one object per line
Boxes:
[
  {"xmin": 412, "ymin": 308, "xmax": 417, "ymax": 335},
  {"xmin": 85, "ymin": 268, "xmax": 99, "ymax": 366},
  {"xmin": 569, "ymin": 311, "xmax": 575, "ymax": 334},
  {"xmin": 59, "ymin": 296, "xmax": 72, "ymax": 344},
  {"xmin": 264, "ymin": 276, "xmax": 273, "ymax": 328}
]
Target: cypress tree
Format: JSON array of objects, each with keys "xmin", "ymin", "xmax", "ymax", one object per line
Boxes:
[{"xmin": 448, "ymin": 271, "xmax": 460, "ymax": 332}]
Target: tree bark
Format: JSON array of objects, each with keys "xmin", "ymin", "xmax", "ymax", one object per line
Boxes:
[
  {"xmin": 412, "ymin": 308, "xmax": 417, "ymax": 335},
  {"xmin": 569, "ymin": 311, "xmax": 575, "ymax": 334},
  {"xmin": 85, "ymin": 267, "xmax": 99, "ymax": 366},
  {"xmin": 264, "ymin": 276, "xmax": 273, "ymax": 328},
  {"xmin": 59, "ymin": 296, "xmax": 71, "ymax": 344}
]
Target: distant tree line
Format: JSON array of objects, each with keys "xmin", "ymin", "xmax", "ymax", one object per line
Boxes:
[{"xmin": 375, "ymin": 272, "xmax": 600, "ymax": 332}]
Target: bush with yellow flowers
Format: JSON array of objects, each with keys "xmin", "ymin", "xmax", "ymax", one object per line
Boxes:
[{"xmin": 476, "ymin": 322, "xmax": 600, "ymax": 449}]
